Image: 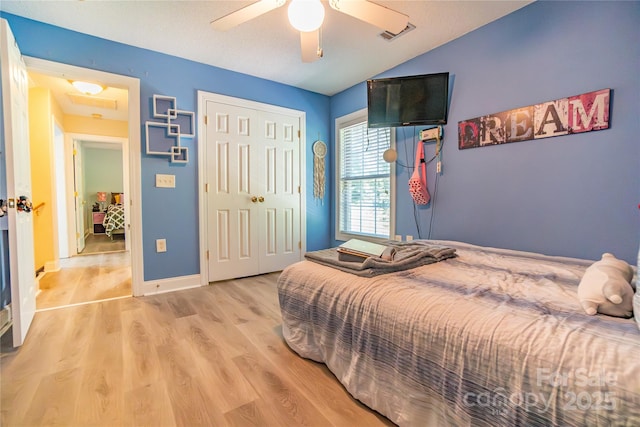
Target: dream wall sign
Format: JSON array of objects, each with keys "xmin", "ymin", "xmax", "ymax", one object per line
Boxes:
[
  {"xmin": 458, "ymin": 88, "xmax": 610, "ymax": 150},
  {"xmin": 145, "ymin": 94, "xmax": 195, "ymax": 163}
]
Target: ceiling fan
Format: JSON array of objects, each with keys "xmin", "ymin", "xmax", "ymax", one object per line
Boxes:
[{"xmin": 211, "ymin": 0, "xmax": 409, "ymax": 62}]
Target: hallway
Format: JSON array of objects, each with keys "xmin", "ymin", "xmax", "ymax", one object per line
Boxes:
[{"xmin": 36, "ymin": 252, "xmax": 131, "ymax": 310}]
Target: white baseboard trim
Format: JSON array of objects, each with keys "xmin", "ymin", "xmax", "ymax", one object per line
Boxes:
[{"xmin": 142, "ymin": 274, "xmax": 202, "ymax": 296}]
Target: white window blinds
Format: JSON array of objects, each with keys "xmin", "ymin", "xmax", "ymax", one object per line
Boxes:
[{"xmin": 338, "ymin": 120, "xmax": 392, "ymax": 239}]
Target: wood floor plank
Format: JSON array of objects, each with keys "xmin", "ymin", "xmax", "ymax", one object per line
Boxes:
[
  {"xmin": 54, "ymin": 303, "xmax": 98, "ymax": 373},
  {"xmin": 156, "ymin": 339, "xmax": 227, "ymax": 426},
  {"xmin": 75, "ymin": 362, "xmax": 124, "ymax": 426},
  {"xmin": 223, "ymin": 400, "xmax": 271, "ymax": 427},
  {"xmin": 80, "ymin": 233, "xmax": 125, "ymax": 255},
  {"xmin": 94, "ymin": 297, "xmax": 123, "ymax": 335},
  {"xmin": 1, "ymin": 308, "xmax": 68, "ymax": 380},
  {"xmin": 36, "ymin": 252, "xmax": 131, "ymax": 310},
  {"xmin": 120, "ymin": 305, "xmax": 164, "ymax": 393},
  {"xmin": 232, "ymin": 351, "xmax": 335, "ymax": 427},
  {"xmin": 20, "ymin": 367, "xmax": 83, "ymax": 426},
  {"xmin": 139, "ymin": 296, "xmax": 182, "ymax": 348},
  {"xmin": 174, "ymin": 313, "xmax": 259, "ymax": 413},
  {"xmin": 1, "ymin": 268, "xmax": 396, "ymax": 427},
  {"xmin": 165, "ymin": 292, "xmax": 197, "ymax": 319},
  {"xmin": 0, "ymin": 374, "xmax": 40, "ymax": 426},
  {"xmin": 181, "ymin": 286, "xmax": 226, "ymax": 324},
  {"xmin": 236, "ymin": 318, "xmax": 395, "ymax": 426},
  {"xmin": 123, "ymin": 383, "xmax": 176, "ymax": 427}
]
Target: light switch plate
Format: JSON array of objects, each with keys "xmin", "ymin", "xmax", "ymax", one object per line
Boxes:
[{"xmin": 156, "ymin": 174, "xmax": 175, "ymax": 188}]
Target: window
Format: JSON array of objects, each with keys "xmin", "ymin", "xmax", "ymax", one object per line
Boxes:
[{"xmin": 336, "ymin": 109, "xmax": 395, "ymax": 242}]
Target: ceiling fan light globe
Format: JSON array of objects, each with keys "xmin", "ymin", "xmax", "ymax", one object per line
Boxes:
[{"xmin": 288, "ymin": 0, "xmax": 325, "ymax": 32}]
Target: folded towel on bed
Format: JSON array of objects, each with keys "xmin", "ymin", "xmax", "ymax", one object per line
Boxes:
[{"xmin": 304, "ymin": 240, "xmax": 456, "ymax": 277}]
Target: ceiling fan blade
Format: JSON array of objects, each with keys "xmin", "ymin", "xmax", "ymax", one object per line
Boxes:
[
  {"xmin": 211, "ymin": 0, "xmax": 286, "ymax": 31},
  {"xmin": 329, "ymin": 0, "xmax": 409, "ymax": 34},
  {"xmin": 300, "ymin": 30, "xmax": 321, "ymax": 63}
]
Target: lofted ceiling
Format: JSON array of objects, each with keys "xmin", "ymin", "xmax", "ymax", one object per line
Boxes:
[{"xmin": 5, "ymin": 0, "xmax": 532, "ymax": 120}]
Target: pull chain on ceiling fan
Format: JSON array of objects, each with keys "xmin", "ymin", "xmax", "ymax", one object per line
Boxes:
[{"xmin": 211, "ymin": 0, "xmax": 409, "ymax": 63}]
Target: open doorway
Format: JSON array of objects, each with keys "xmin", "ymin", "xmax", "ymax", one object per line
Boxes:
[
  {"xmin": 24, "ymin": 58, "xmax": 143, "ymax": 312},
  {"xmin": 66, "ymin": 136, "xmax": 130, "ymax": 257},
  {"xmin": 28, "ymin": 71, "xmax": 132, "ymax": 310}
]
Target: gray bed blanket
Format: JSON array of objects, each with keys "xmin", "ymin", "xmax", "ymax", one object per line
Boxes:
[{"xmin": 304, "ymin": 240, "xmax": 456, "ymax": 277}]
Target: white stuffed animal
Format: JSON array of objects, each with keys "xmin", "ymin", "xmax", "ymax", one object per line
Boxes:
[{"xmin": 578, "ymin": 253, "xmax": 634, "ymax": 318}]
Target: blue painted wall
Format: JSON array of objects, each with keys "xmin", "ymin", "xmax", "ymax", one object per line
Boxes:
[
  {"xmin": 1, "ymin": 13, "xmax": 332, "ymax": 281},
  {"xmin": 331, "ymin": 1, "xmax": 640, "ymax": 264},
  {"xmin": 2, "ymin": 0, "xmax": 638, "ymax": 285}
]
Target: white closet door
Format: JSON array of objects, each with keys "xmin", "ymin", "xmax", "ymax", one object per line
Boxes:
[
  {"xmin": 256, "ymin": 110, "xmax": 301, "ymax": 272},
  {"xmin": 207, "ymin": 102, "xmax": 260, "ymax": 282},
  {"xmin": 205, "ymin": 100, "xmax": 302, "ymax": 282}
]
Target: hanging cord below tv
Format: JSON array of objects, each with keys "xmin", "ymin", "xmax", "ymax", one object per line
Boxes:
[
  {"xmin": 398, "ymin": 127, "xmax": 444, "ymax": 239},
  {"xmin": 396, "ymin": 126, "xmax": 444, "ymax": 239}
]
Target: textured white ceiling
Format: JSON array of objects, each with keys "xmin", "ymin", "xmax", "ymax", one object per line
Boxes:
[{"xmin": 3, "ymin": 0, "xmax": 532, "ymax": 96}]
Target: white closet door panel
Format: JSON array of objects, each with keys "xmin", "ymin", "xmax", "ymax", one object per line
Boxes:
[
  {"xmin": 216, "ymin": 141, "xmax": 229, "ymax": 194},
  {"xmin": 216, "ymin": 210, "xmax": 230, "ymax": 261},
  {"xmin": 237, "ymin": 209, "xmax": 252, "ymax": 259},
  {"xmin": 264, "ymin": 146, "xmax": 276, "ymax": 195},
  {"xmin": 207, "ymin": 101, "xmax": 259, "ymax": 281},
  {"xmin": 237, "ymin": 143, "xmax": 250, "ymax": 195},
  {"xmin": 257, "ymin": 111, "xmax": 301, "ymax": 272}
]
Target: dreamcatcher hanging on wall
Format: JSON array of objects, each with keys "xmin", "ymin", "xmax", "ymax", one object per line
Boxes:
[{"xmin": 312, "ymin": 140, "xmax": 327, "ymax": 203}]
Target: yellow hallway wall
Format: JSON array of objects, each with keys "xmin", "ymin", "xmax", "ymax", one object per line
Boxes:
[
  {"xmin": 28, "ymin": 87, "xmax": 56, "ymax": 272},
  {"xmin": 64, "ymin": 115, "xmax": 127, "ymax": 137}
]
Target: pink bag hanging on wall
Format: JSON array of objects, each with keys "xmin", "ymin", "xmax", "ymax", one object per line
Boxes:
[{"xmin": 408, "ymin": 142, "xmax": 430, "ymax": 205}]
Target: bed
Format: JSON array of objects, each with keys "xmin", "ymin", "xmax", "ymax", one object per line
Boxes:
[
  {"xmin": 102, "ymin": 203, "xmax": 125, "ymax": 240},
  {"xmin": 277, "ymin": 240, "xmax": 640, "ymax": 426}
]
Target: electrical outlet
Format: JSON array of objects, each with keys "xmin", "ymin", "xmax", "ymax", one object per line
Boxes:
[
  {"xmin": 394, "ymin": 234, "xmax": 402, "ymax": 241},
  {"xmin": 437, "ymin": 161, "xmax": 442, "ymax": 174},
  {"xmin": 406, "ymin": 235, "xmax": 413, "ymax": 242},
  {"xmin": 156, "ymin": 238, "xmax": 167, "ymax": 253},
  {"xmin": 156, "ymin": 174, "xmax": 176, "ymax": 188}
]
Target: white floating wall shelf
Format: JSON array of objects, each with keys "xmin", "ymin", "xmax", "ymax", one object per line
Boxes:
[{"xmin": 145, "ymin": 94, "xmax": 194, "ymax": 163}]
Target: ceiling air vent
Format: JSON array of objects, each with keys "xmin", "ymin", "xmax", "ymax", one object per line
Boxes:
[{"xmin": 379, "ymin": 23, "xmax": 416, "ymax": 41}]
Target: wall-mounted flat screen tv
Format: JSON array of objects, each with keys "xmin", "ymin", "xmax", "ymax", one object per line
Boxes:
[{"xmin": 367, "ymin": 72, "xmax": 449, "ymax": 128}]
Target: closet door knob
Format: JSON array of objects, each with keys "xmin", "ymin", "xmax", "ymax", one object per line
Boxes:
[
  {"xmin": 258, "ymin": 196, "xmax": 264, "ymax": 203},
  {"xmin": 251, "ymin": 196, "xmax": 258, "ymax": 203}
]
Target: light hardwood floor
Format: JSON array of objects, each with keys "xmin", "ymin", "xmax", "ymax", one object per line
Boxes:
[
  {"xmin": 1, "ymin": 272, "xmax": 396, "ymax": 427},
  {"xmin": 36, "ymin": 251, "xmax": 131, "ymax": 310},
  {"xmin": 80, "ymin": 233, "xmax": 126, "ymax": 255}
]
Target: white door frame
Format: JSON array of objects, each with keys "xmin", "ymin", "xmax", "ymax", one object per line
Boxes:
[
  {"xmin": 24, "ymin": 57, "xmax": 143, "ymax": 297},
  {"xmin": 66, "ymin": 135, "xmax": 131, "ymax": 255},
  {"xmin": 52, "ymin": 119, "xmax": 69, "ymax": 259},
  {"xmin": 196, "ymin": 91, "xmax": 307, "ymax": 285}
]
